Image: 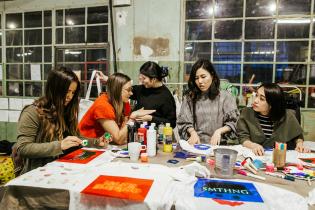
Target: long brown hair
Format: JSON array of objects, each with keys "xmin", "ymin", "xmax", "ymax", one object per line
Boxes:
[
  {"xmin": 106, "ymin": 73, "xmax": 131, "ymax": 126},
  {"xmin": 34, "ymin": 67, "xmax": 80, "ymax": 141}
]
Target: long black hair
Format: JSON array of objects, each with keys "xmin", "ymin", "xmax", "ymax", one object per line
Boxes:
[
  {"xmin": 258, "ymin": 83, "xmax": 286, "ymax": 122},
  {"xmin": 187, "ymin": 59, "xmax": 220, "ymax": 124},
  {"xmin": 139, "ymin": 61, "xmax": 168, "ymax": 81}
]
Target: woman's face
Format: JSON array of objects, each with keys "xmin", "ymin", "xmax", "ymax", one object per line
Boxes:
[
  {"xmin": 195, "ymin": 68, "xmax": 212, "ymax": 92},
  {"xmin": 121, "ymin": 81, "xmax": 133, "ymax": 103},
  {"xmin": 64, "ymin": 81, "xmax": 77, "ymax": 106},
  {"xmin": 141, "ymin": 74, "xmax": 155, "ymax": 88},
  {"xmin": 252, "ymin": 87, "xmax": 271, "ymax": 115}
]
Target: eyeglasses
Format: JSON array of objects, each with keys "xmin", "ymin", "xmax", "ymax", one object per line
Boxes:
[{"xmin": 123, "ymin": 87, "xmax": 133, "ymax": 93}]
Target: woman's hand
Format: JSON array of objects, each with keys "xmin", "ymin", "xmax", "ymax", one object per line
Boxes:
[
  {"xmin": 250, "ymin": 143, "xmax": 264, "ymax": 156},
  {"xmin": 135, "ymin": 114, "xmax": 153, "ymax": 122},
  {"xmin": 96, "ymin": 71, "xmax": 108, "ymax": 82},
  {"xmin": 61, "ymin": 136, "xmax": 82, "ymax": 150},
  {"xmin": 243, "ymin": 140, "xmax": 264, "ymax": 156},
  {"xmin": 295, "ymin": 140, "xmax": 311, "ymax": 153},
  {"xmin": 98, "ymin": 135, "xmax": 112, "ymax": 148},
  {"xmin": 130, "ymin": 108, "xmax": 155, "ymax": 119},
  {"xmin": 210, "ymin": 130, "xmax": 222, "ymax": 145},
  {"xmin": 188, "ymin": 131, "xmax": 200, "ymax": 145}
]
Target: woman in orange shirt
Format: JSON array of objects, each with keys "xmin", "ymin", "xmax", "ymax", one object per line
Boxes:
[{"xmin": 79, "ymin": 73, "xmax": 154, "ymax": 145}]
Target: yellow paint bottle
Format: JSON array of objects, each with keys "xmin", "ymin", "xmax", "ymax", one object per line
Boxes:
[{"xmin": 163, "ymin": 123, "xmax": 173, "ymax": 153}]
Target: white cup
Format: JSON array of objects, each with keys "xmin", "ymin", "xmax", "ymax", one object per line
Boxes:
[{"xmin": 128, "ymin": 142, "xmax": 146, "ymax": 161}]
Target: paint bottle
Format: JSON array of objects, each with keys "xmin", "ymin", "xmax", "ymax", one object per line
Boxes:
[
  {"xmin": 157, "ymin": 123, "xmax": 164, "ymax": 144},
  {"xmin": 138, "ymin": 124, "xmax": 147, "ymax": 146},
  {"xmin": 143, "ymin": 121, "xmax": 150, "ymax": 129},
  {"xmin": 127, "ymin": 121, "xmax": 136, "ymax": 143},
  {"xmin": 163, "ymin": 123, "xmax": 173, "ymax": 153},
  {"xmin": 147, "ymin": 125, "xmax": 157, "ymax": 157}
]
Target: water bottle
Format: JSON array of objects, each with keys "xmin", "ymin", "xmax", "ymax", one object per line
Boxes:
[{"xmin": 147, "ymin": 125, "xmax": 157, "ymax": 157}]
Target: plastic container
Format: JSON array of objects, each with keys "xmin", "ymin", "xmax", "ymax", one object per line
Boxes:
[
  {"xmin": 163, "ymin": 123, "xmax": 173, "ymax": 153},
  {"xmin": 213, "ymin": 148, "xmax": 238, "ymax": 178},
  {"xmin": 147, "ymin": 125, "xmax": 157, "ymax": 157},
  {"xmin": 157, "ymin": 123, "xmax": 164, "ymax": 144}
]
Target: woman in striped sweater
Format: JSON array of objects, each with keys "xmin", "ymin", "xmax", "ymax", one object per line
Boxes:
[{"xmin": 237, "ymin": 83, "xmax": 310, "ymax": 156}]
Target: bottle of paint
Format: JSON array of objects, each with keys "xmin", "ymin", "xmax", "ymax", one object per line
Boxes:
[
  {"xmin": 163, "ymin": 123, "xmax": 173, "ymax": 153},
  {"xmin": 147, "ymin": 125, "xmax": 157, "ymax": 157},
  {"xmin": 127, "ymin": 121, "xmax": 136, "ymax": 143},
  {"xmin": 138, "ymin": 123, "xmax": 147, "ymax": 146},
  {"xmin": 157, "ymin": 123, "xmax": 164, "ymax": 144}
]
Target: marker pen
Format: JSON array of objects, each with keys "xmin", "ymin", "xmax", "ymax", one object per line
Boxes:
[{"xmin": 265, "ymin": 172, "xmax": 295, "ymax": 181}]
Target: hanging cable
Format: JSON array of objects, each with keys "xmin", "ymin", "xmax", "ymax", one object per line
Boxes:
[{"xmin": 109, "ymin": 0, "xmax": 117, "ymax": 73}]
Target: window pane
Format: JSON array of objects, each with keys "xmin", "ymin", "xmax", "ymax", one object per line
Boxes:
[
  {"xmin": 313, "ymin": 23, "xmax": 315, "ymax": 38},
  {"xmin": 279, "ymin": 0, "xmax": 311, "ymax": 15},
  {"xmin": 185, "ymin": 0, "xmax": 213, "ymax": 19},
  {"xmin": 184, "ymin": 63, "xmax": 193, "ymax": 80},
  {"xmin": 24, "ymin": 64, "xmax": 42, "ymax": 80},
  {"xmin": 24, "ymin": 47, "xmax": 42, "ymax": 62},
  {"xmin": 56, "ymin": 10, "xmax": 63, "ymax": 26},
  {"xmin": 0, "ymin": 82, "xmax": 2, "ymax": 96},
  {"xmin": 213, "ymin": 64, "xmax": 241, "ymax": 83},
  {"xmin": 0, "ymin": 49, "xmax": 2, "ymax": 63},
  {"xmin": 65, "ymin": 8, "xmax": 85, "ymax": 26},
  {"xmin": 6, "ymin": 48, "xmax": 22, "ymax": 63},
  {"xmin": 88, "ymin": 6, "xmax": 108, "ymax": 24},
  {"xmin": 6, "ymin": 30, "xmax": 22, "ymax": 46},
  {"xmin": 244, "ymin": 64, "xmax": 273, "ymax": 84},
  {"xmin": 24, "ymin": 29, "xmax": 42, "ymax": 45},
  {"xmin": 214, "ymin": 0, "xmax": 243, "ymax": 18},
  {"xmin": 185, "ymin": 21, "xmax": 211, "ymax": 40},
  {"xmin": 44, "ymin": 64, "xmax": 52, "ymax": 80},
  {"xmin": 214, "ymin": 20, "xmax": 242, "ymax": 39},
  {"xmin": 312, "ymin": 41, "xmax": 315, "ymax": 61},
  {"xmin": 276, "ymin": 41, "xmax": 308, "ymax": 62},
  {"xmin": 7, "ymin": 82, "xmax": 23, "ymax": 96},
  {"xmin": 44, "ymin": 11, "xmax": 52, "ymax": 27},
  {"xmin": 24, "ymin": 11, "xmax": 42, "ymax": 28},
  {"xmin": 309, "ymin": 65, "xmax": 315, "ymax": 84},
  {"xmin": 6, "ymin": 13, "xmax": 22, "ymax": 29},
  {"xmin": 6, "ymin": 64, "xmax": 23, "ymax": 79},
  {"xmin": 277, "ymin": 20, "xmax": 310, "ymax": 39},
  {"xmin": 87, "ymin": 26, "xmax": 108, "ymax": 43},
  {"xmin": 44, "ymin": 29, "xmax": 52, "ymax": 45},
  {"xmin": 25, "ymin": 82, "xmax": 42, "ymax": 97},
  {"xmin": 308, "ymin": 86, "xmax": 315, "ymax": 108},
  {"xmin": 184, "ymin": 42, "xmax": 211, "ymax": 61},
  {"xmin": 57, "ymin": 49, "xmax": 85, "ymax": 62},
  {"xmin": 56, "ymin": 28, "xmax": 63, "ymax": 44},
  {"xmin": 276, "ymin": 64, "xmax": 307, "ymax": 84},
  {"xmin": 65, "ymin": 27, "xmax": 85, "ymax": 43},
  {"xmin": 244, "ymin": 42, "xmax": 274, "ymax": 62},
  {"xmin": 87, "ymin": 49, "xmax": 107, "ymax": 61},
  {"xmin": 246, "ymin": 0, "xmax": 276, "ymax": 17},
  {"xmin": 44, "ymin": 47, "xmax": 52, "ymax": 62},
  {"xmin": 245, "ymin": 19, "xmax": 275, "ymax": 39},
  {"xmin": 0, "ymin": 32, "xmax": 1, "ymax": 46},
  {"xmin": 213, "ymin": 42, "xmax": 242, "ymax": 61}
]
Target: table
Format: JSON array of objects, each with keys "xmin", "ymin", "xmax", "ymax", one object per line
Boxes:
[{"xmin": 0, "ymin": 146, "xmax": 314, "ymax": 210}]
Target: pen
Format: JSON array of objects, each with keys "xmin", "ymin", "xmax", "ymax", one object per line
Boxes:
[
  {"xmin": 237, "ymin": 170, "xmax": 266, "ymax": 181},
  {"xmin": 265, "ymin": 172, "xmax": 295, "ymax": 181}
]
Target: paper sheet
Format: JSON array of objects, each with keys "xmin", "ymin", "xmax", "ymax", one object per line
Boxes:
[{"xmin": 31, "ymin": 64, "xmax": 41, "ymax": 81}]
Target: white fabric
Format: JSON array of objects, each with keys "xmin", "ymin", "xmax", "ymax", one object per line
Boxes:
[
  {"xmin": 307, "ymin": 187, "xmax": 315, "ymax": 205},
  {"xmin": 173, "ymin": 178, "xmax": 308, "ymax": 210},
  {"xmin": 78, "ymin": 70, "xmax": 102, "ymax": 121},
  {"xmin": 304, "ymin": 141, "xmax": 315, "ymax": 152}
]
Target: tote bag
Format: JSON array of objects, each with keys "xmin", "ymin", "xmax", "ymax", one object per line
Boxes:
[{"xmin": 78, "ymin": 70, "xmax": 102, "ymax": 122}]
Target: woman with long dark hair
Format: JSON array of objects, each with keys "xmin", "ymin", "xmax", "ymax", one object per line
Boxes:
[
  {"xmin": 79, "ymin": 73, "xmax": 154, "ymax": 144},
  {"xmin": 177, "ymin": 59, "xmax": 239, "ymax": 145},
  {"xmin": 237, "ymin": 83, "xmax": 310, "ymax": 156},
  {"xmin": 15, "ymin": 68, "xmax": 83, "ymax": 174}
]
